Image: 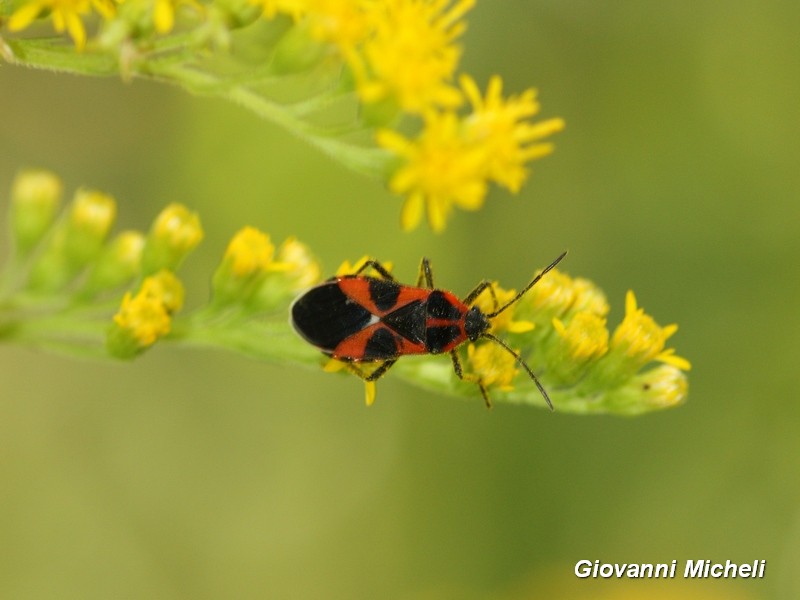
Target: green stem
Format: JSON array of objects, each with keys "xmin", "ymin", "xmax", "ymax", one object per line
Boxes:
[
  {"xmin": 1, "ymin": 36, "xmax": 390, "ymax": 178},
  {"xmin": 140, "ymin": 61, "xmax": 390, "ymax": 177}
]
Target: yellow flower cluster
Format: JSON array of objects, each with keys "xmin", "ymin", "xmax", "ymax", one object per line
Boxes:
[
  {"xmin": 211, "ymin": 226, "xmax": 320, "ymax": 309},
  {"xmin": 523, "ymin": 269, "xmax": 690, "ymax": 411},
  {"xmin": 251, "ymin": 1, "xmax": 564, "ymax": 231},
  {"xmin": 377, "ymin": 75, "xmax": 564, "ymax": 231},
  {"xmin": 5, "ymin": 0, "xmax": 563, "ymax": 232},
  {"xmin": 8, "ymin": 0, "xmax": 115, "ymax": 49},
  {"xmin": 6, "ymin": 0, "xmax": 187, "ymax": 48},
  {"xmin": 110, "ymin": 269, "xmax": 184, "ymax": 351}
]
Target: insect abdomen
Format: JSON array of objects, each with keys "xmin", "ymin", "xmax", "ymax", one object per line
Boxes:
[{"xmin": 290, "ymin": 282, "xmax": 372, "ymax": 352}]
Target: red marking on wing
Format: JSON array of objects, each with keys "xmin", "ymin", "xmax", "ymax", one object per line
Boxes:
[
  {"xmin": 333, "ymin": 321, "xmax": 429, "ymax": 360},
  {"xmin": 337, "ymin": 278, "xmax": 429, "ymax": 317},
  {"xmin": 441, "ymin": 290, "xmax": 469, "ymax": 314},
  {"xmin": 396, "ymin": 336, "xmax": 428, "ymax": 355},
  {"xmin": 333, "ymin": 322, "xmax": 383, "ymax": 359}
]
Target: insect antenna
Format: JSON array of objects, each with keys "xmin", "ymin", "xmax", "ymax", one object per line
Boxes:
[
  {"xmin": 481, "ymin": 332, "xmax": 554, "ymax": 411},
  {"xmin": 486, "ymin": 250, "xmax": 568, "ymax": 318}
]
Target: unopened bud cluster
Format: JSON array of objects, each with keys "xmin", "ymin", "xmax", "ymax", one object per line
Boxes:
[{"xmin": 1, "ymin": 169, "xmax": 320, "ymax": 362}]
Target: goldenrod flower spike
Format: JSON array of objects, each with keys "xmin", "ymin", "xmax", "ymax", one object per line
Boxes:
[{"xmin": 0, "ymin": 159, "xmax": 689, "ymax": 413}]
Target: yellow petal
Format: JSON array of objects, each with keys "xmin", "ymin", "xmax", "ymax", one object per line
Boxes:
[
  {"xmin": 656, "ymin": 349, "xmax": 692, "ymax": 371},
  {"xmin": 625, "ymin": 290, "xmax": 638, "ymax": 315},
  {"xmin": 8, "ymin": 2, "xmax": 44, "ymax": 31},
  {"xmin": 65, "ymin": 12, "xmax": 87, "ymax": 49},
  {"xmin": 323, "ymin": 358, "xmax": 345, "ymax": 373},
  {"xmin": 400, "ymin": 194, "xmax": 424, "ymax": 231},
  {"xmin": 154, "ymin": 0, "xmax": 175, "ymax": 34},
  {"xmin": 364, "ymin": 381, "xmax": 376, "ymax": 407},
  {"xmin": 507, "ymin": 320, "xmax": 535, "ymax": 333}
]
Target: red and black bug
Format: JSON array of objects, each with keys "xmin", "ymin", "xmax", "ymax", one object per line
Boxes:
[{"xmin": 290, "ymin": 251, "xmax": 567, "ymax": 408}]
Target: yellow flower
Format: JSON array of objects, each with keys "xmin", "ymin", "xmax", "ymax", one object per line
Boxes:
[
  {"xmin": 154, "ymin": 0, "xmax": 174, "ymax": 32},
  {"xmin": 8, "ymin": 0, "xmax": 115, "ymax": 48},
  {"xmin": 303, "ymin": 0, "xmax": 371, "ymax": 52},
  {"xmin": 547, "ymin": 311, "xmax": 609, "ymax": 385},
  {"xmin": 10, "ymin": 169, "xmax": 63, "ymax": 254},
  {"xmin": 378, "ymin": 75, "xmax": 563, "ymax": 232},
  {"xmin": 276, "ymin": 236, "xmax": 321, "ymax": 290},
  {"xmin": 69, "ymin": 188, "xmax": 116, "ymax": 239},
  {"xmin": 142, "ymin": 203, "xmax": 203, "ymax": 273},
  {"xmin": 569, "ymin": 277, "xmax": 610, "ymax": 318},
  {"xmin": 640, "ymin": 365, "xmax": 688, "ymax": 409},
  {"xmin": 212, "ymin": 226, "xmax": 297, "ymax": 306},
  {"xmin": 611, "ymin": 290, "xmax": 691, "ymax": 371},
  {"xmin": 461, "ymin": 74, "xmax": 565, "ymax": 193},
  {"xmin": 108, "ymin": 270, "xmax": 184, "ymax": 357},
  {"xmin": 377, "ymin": 111, "xmax": 487, "ymax": 232},
  {"xmin": 467, "ymin": 342, "xmax": 518, "ymax": 391},
  {"xmin": 223, "ymin": 226, "xmax": 276, "ymax": 278},
  {"xmin": 139, "ymin": 269, "xmax": 185, "ymax": 313},
  {"xmin": 82, "ymin": 230, "xmax": 146, "ymax": 294},
  {"xmin": 151, "ymin": 203, "xmax": 204, "ymax": 252},
  {"xmin": 552, "ymin": 312, "xmax": 609, "ymax": 362},
  {"xmin": 353, "ymin": 0, "xmax": 473, "ymax": 114},
  {"xmin": 113, "ymin": 291, "xmax": 172, "ymax": 347},
  {"xmin": 517, "ymin": 267, "xmax": 576, "ymax": 321}
]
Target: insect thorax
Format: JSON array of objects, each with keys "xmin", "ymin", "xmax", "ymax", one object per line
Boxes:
[{"xmin": 464, "ymin": 307, "xmax": 490, "ymax": 342}]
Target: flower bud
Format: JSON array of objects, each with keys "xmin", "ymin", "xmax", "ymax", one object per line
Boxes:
[
  {"xmin": 211, "ymin": 226, "xmax": 275, "ymax": 306},
  {"xmin": 10, "ymin": 169, "xmax": 63, "ymax": 255},
  {"xmin": 107, "ymin": 270, "xmax": 184, "ymax": 358},
  {"xmin": 27, "ymin": 188, "xmax": 116, "ymax": 292},
  {"xmin": 141, "ymin": 203, "xmax": 203, "ymax": 274},
  {"xmin": 82, "ymin": 231, "xmax": 146, "ymax": 296}
]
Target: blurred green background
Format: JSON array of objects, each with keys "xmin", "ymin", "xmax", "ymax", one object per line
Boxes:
[{"xmin": 2, "ymin": 1, "xmax": 799, "ymax": 598}]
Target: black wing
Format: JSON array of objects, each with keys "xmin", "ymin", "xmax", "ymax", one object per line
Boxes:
[{"xmin": 291, "ymin": 282, "xmax": 372, "ymax": 352}]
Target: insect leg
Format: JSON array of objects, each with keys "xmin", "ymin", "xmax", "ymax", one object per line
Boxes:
[
  {"xmin": 350, "ymin": 259, "xmax": 396, "ymax": 281},
  {"xmin": 345, "ymin": 358, "xmax": 398, "ymax": 381},
  {"xmin": 462, "ymin": 280, "xmax": 498, "ymax": 310},
  {"xmin": 416, "ymin": 257, "xmax": 435, "ymax": 289},
  {"xmin": 450, "ymin": 350, "xmax": 492, "ymax": 409}
]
